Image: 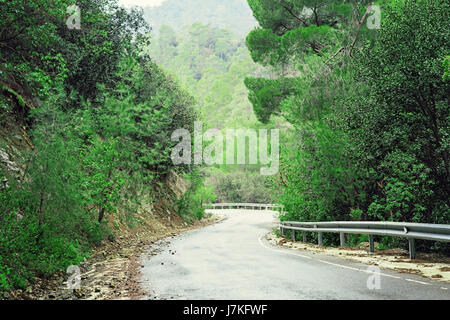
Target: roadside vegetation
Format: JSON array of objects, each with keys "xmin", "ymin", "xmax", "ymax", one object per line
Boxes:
[
  {"xmin": 0, "ymin": 0, "xmax": 206, "ymax": 292},
  {"xmin": 1, "ymin": 0, "xmax": 448, "ymax": 295},
  {"xmin": 244, "ymin": 0, "xmax": 449, "ymax": 252}
]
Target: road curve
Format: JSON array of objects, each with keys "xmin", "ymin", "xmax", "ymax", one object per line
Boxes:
[{"xmin": 140, "ymin": 210, "xmax": 450, "ymax": 300}]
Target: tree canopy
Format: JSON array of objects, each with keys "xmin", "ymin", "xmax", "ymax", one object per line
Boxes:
[{"xmin": 245, "ymin": 0, "xmax": 450, "ymax": 250}]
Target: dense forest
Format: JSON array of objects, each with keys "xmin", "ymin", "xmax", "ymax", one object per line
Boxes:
[
  {"xmin": 148, "ymin": 23, "xmax": 259, "ymax": 128},
  {"xmin": 148, "ymin": 23, "xmax": 276, "ymax": 203},
  {"xmin": 0, "ymin": 0, "xmax": 449, "ymax": 294},
  {"xmin": 244, "ymin": 0, "xmax": 449, "ymax": 250},
  {"xmin": 0, "ymin": 0, "xmax": 215, "ymax": 292}
]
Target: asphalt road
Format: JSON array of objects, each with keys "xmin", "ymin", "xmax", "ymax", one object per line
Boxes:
[{"xmin": 140, "ymin": 210, "xmax": 450, "ymax": 300}]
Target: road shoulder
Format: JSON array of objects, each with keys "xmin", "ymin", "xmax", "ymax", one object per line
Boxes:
[{"xmin": 266, "ymin": 232, "xmax": 450, "ymax": 284}]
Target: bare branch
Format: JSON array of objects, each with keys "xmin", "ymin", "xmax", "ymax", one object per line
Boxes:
[
  {"xmin": 279, "ymin": 2, "xmax": 309, "ymax": 27},
  {"xmin": 348, "ymin": 0, "xmax": 373, "ymax": 57}
]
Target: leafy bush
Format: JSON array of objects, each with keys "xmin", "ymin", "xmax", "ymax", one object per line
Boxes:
[
  {"xmin": 204, "ymin": 167, "xmax": 273, "ymax": 203},
  {"xmin": 178, "ymin": 172, "xmax": 217, "ymax": 221}
]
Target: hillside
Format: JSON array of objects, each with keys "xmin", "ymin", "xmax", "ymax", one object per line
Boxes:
[
  {"xmin": 147, "ymin": 23, "xmax": 276, "ymax": 203},
  {"xmin": 0, "ymin": 0, "xmax": 214, "ymax": 294},
  {"xmin": 143, "ymin": 0, "xmax": 257, "ymax": 36},
  {"xmin": 148, "ymin": 23, "xmax": 261, "ymax": 129},
  {"xmin": 1, "ymin": 0, "xmax": 449, "ymax": 302}
]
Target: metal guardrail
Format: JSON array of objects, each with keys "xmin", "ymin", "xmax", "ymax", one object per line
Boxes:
[
  {"xmin": 280, "ymin": 221, "xmax": 450, "ymax": 259},
  {"xmin": 203, "ymin": 203, "xmax": 284, "ymax": 211},
  {"xmin": 202, "ymin": 203, "xmax": 449, "ymax": 259}
]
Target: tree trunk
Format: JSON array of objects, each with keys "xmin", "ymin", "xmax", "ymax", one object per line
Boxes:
[{"xmin": 98, "ymin": 207, "xmax": 105, "ymax": 223}]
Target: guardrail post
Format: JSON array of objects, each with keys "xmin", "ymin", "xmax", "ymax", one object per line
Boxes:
[
  {"xmin": 408, "ymin": 238, "xmax": 416, "ymax": 259},
  {"xmin": 340, "ymin": 233, "xmax": 346, "ymax": 247},
  {"xmin": 303, "ymin": 232, "xmax": 307, "ymax": 242},
  {"xmin": 318, "ymin": 232, "xmax": 323, "ymax": 246},
  {"xmin": 369, "ymin": 235, "xmax": 375, "ymax": 253},
  {"xmin": 291, "ymin": 230, "xmax": 296, "ymax": 242}
]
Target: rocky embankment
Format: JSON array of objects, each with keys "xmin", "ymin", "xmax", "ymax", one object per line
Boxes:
[{"xmin": 8, "ymin": 211, "xmax": 221, "ymax": 300}]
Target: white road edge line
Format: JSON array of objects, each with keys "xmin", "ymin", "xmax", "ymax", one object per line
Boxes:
[
  {"xmin": 258, "ymin": 234, "xmax": 434, "ymax": 284},
  {"xmin": 258, "ymin": 234, "xmax": 312, "ymax": 260},
  {"xmin": 405, "ymin": 278, "xmax": 431, "ymax": 285}
]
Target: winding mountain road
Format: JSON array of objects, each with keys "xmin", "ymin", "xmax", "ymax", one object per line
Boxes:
[{"xmin": 140, "ymin": 210, "xmax": 450, "ymax": 300}]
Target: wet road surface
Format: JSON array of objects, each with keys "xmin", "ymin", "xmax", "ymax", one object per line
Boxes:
[{"xmin": 140, "ymin": 210, "xmax": 450, "ymax": 300}]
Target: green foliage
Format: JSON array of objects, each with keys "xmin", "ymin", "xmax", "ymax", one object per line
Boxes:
[
  {"xmin": 204, "ymin": 167, "xmax": 273, "ymax": 203},
  {"xmin": 148, "ymin": 23, "xmax": 262, "ymax": 128},
  {"xmin": 246, "ymin": 0, "xmax": 449, "ymax": 252},
  {"xmin": 80, "ymin": 136, "xmax": 124, "ymax": 223},
  {"xmin": 277, "ymin": 122, "xmax": 361, "ymax": 224},
  {"xmin": 246, "ymin": 24, "xmax": 339, "ymax": 68},
  {"xmin": 245, "ymin": 1, "xmax": 362, "ymax": 231},
  {"xmin": 244, "ymin": 77, "xmax": 297, "ymax": 123},
  {"xmin": 178, "ymin": 172, "xmax": 217, "ymax": 221},
  {"xmin": 148, "ymin": 22, "xmax": 276, "ymax": 202},
  {"xmin": 0, "ymin": 0, "xmax": 150, "ymax": 102},
  {"xmin": 0, "ymin": 0, "xmax": 199, "ymax": 291},
  {"xmin": 0, "ymin": 100, "xmax": 91, "ymax": 290},
  {"xmin": 444, "ymin": 56, "xmax": 450, "ymax": 82},
  {"xmin": 246, "ymin": 29, "xmax": 284, "ymax": 67},
  {"xmin": 247, "ymin": 0, "xmax": 350, "ymax": 36},
  {"xmin": 346, "ymin": 0, "xmax": 450, "ymax": 226}
]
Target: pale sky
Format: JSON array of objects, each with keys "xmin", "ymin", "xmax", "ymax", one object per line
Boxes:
[{"xmin": 118, "ymin": 0, "xmax": 166, "ymax": 7}]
